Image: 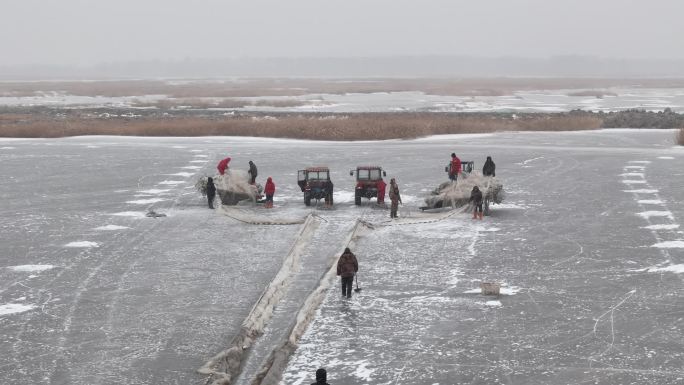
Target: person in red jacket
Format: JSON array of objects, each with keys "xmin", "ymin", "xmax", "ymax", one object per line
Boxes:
[
  {"xmin": 264, "ymin": 176, "xmax": 275, "ymax": 208},
  {"xmin": 336, "ymin": 247, "xmax": 358, "ymax": 299},
  {"xmin": 217, "ymin": 157, "xmax": 231, "ymax": 175},
  {"xmin": 449, "ymin": 153, "xmax": 461, "ymax": 182},
  {"xmin": 376, "ymin": 178, "xmax": 387, "ymax": 204}
]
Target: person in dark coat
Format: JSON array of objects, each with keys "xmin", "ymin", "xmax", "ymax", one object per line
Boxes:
[
  {"xmin": 206, "ymin": 177, "xmax": 216, "ymax": 209},
  {"xmin": 470, "ymin": 185, "xmax": 483, "ymax": 220},
  {"xmin": 324, "ymin": 179, "xmax": 334, "ymax": 207},
  {"xmin": 264, "ymin": 177, "xmax": 275, "ymax": 209},
  {"xmin": 482, "ymin": 156, "xmax": 496, "ymax": 177},
  {"xmin": 449, "ymin": 153, "xmax": 462, "ymax": 182},
  {"xmin": 336, "ymin": 247, "xmax": 358, "ymax": 299},
  {"xmin": 389, "ymin": 178, "xmax": 402, "ymax": 219},
  {"xmin": 248, "ymin": 161, "xmax": 258, "ymax": 184},
  {"xmin": 311, "ymin": 368, "xmax": 330, "ymax": 385}
]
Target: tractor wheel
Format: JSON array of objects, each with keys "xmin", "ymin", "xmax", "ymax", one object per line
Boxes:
[
  {"xmin": 304, "ymin": 193, "xmax": 311, "ymax": 206},
  {"xmin": 355, "ymin": 191, "xmax": 361, "ymax": 206}
]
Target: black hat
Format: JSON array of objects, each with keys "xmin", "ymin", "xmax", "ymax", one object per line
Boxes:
[
  {"xmin": 316, "ymin": 368, "xmax": 327, "ymax": 382},
  {"xmin": 344, "ymin": 247, "xmax": 351, "ymax": 253}
]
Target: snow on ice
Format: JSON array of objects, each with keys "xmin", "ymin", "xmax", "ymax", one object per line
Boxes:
[
  {"xmin": 621, "ymin": 180, "xmax": 647, "ymax": 184},
  {"xmin": 0, "ymin": 303, "xmax": 36, "ymax": 316},
  {"xmin": 623, "ymin": 189, "xmax": 659, "ymax": 194},
  {"xmin": 166, "ymin": 172, "xmax": 194, "ymax": 177},
  {"xmin": 643, "ymin": 224, "xmax": 680, "ymax": 230},
  {"xmin": 110, "ymin": 211, "xmax": 147, "ymax": 218},
  {"xmin": 647, "ymin": 264, "xmax": 684, "ymax": 274},
  {"xmin": 126, "ymin": 198, "xmax": 167, "ymax": 204},
  {"xmin": 636, "ymin": 211, "xmax": 674, "ymax": 219},
  {"xmin": 637, "ymin": 199, "xmax": 664, "ymax": 204},
  {"xmin": 94, "ymin": 225, "xmax": 130, "ymax": 231},
  {"xmin": 64, "ymin": 241, "xmax": 99, "ymax": 248},
  {"xmin": 7, "ymin": 265, "xmax": 55, "ymax": 272},
  {"xmin": 137, "ymin": 189, "xmax": 171, "ymax": 194},
  {"xmin": 651, "ymin": 241, "xmax": 684, "ymax": 248}
]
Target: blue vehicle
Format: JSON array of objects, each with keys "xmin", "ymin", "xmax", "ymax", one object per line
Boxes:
[{"xmin": 297, "ymin": 167, "xmax": 332, "ymax": 206}]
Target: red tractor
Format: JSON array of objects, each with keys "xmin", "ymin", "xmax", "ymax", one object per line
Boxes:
[
  {"xmin": 297, "ymin": 167, "xmax": 332, "ymax": 206},
  {"xmin": 350, "ymin": 166, "xmax": 387, "ymax": 205}
]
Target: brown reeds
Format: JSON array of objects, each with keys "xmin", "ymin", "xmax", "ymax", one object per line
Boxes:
[{"xmin": 0, "ymin": 112, "xmax": 603, "ymax": 140}]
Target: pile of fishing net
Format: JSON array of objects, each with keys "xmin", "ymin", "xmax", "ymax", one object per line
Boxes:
[
  {"xmin": 196, "ymin": 170, "xmax": 262, "ymax": 205},
  {"xmin": 424, "ymin": 173, "xmax": 504, "ymax": 209}
]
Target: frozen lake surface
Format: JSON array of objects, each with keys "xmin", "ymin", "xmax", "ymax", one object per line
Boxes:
[
  {"xmin": 1, "ymin": 130, "xmax": 683, "ymax": 384},
  {"xmin": 2, "ymin": 88, "xmax": 684, "ymax": 113}
]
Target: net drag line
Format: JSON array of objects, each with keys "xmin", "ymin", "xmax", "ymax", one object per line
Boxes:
[
  {"xmin": 199, "ymin": 214, "xmax": 318, "ymax": 385},
  {"xmin": 244, "ymin": 220, "xmax": 369, "ymax": 385},
  {"xmin": 219, "ymin": 206, "xmax": 307, "ymax": 225}
]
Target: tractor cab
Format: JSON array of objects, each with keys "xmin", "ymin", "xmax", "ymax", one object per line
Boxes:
[
  {"xmin": 297, "ymin": 167, "xmax": 331, "ymax": 206},
  {"xmin": 350, "ymin": 166, "xmax": 387, "ymax": 205}
]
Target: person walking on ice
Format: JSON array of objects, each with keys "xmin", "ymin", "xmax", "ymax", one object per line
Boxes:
[
  {"xmin": 336, "ymin": 247, "xmax": 358, "ymax": 299},
  {"xmin": 389, "ymin": 178, "xmax": 402, "ymax": 219},
  {"xmin": 470, "ymin": 185, "xmax": 483, "ymax": 220}
]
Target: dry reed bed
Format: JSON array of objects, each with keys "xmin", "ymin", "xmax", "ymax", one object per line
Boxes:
[{"xmin": 0, "ymin": 113, "xmax": 603, "ymax": 140}]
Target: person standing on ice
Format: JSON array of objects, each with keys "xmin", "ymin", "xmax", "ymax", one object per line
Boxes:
[
  {"xmin": 337, "ymin": 247, "xmax": 358, "ymax": 299},
  {"xmin": 206, "ymin": 177, "xmax": 216, "ymax": 209},
  {"xmin": 470, "ymin": 185, "xmax": 484, "ymax": 220},
  {"xmin": 264, "ymin": 176, "xmax": 275, "ymax": 208},
  {"xmin": 324, "ymin": 179, "xmax": 334, "ymax": 207},
  {"xmin": 389, "ymin": 178, "xmax": 402, "ymax": 218},
  {"xmin": 311, "ymin": 368, "xmax": 330, "ymax": 385},
  {"xmin": 482, "ymin": 156, "xmax": 496, "ymax": 177},
  {"xmin": 449, "ymin": 153, "xmax": 462, "ymax": 182},
  {"xmin": 376, "ymin": 178, "xmax": 387, "ymax": 205},
  {"xmin": 248, "ymin": 160, "xmax": 258, "ymax": 184}
]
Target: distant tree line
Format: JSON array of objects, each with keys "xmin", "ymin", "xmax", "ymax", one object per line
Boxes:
[{"xmin": 568, "ymin": 108, "xmax": 684, "ymax": 129}]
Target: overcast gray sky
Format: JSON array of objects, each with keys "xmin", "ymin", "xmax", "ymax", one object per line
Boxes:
[{"xmin": 3, "ymin": 0, "xmax": 684, "ymax": 66}]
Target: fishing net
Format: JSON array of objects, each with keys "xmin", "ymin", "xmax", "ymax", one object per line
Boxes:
[{"xmin": 424, "ymin": 173, "xmax": 504, "ymax": 209}]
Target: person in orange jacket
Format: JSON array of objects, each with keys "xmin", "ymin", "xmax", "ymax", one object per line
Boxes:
[{"xmin": 264, "ymin": 177, "xmax": 275, "ymax": 208}]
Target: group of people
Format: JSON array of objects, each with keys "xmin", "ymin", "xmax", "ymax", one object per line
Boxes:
[
  {"xmin": 470, "ymin": 155, "xmax": 496, "ymax": 220},
  {"xmin": 205, "ymin": 159, "xmax": 275, "ymax": 209},
  {"xmin": 206, "ymin": 153, "xmax": 495, "ymax": 221}
]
